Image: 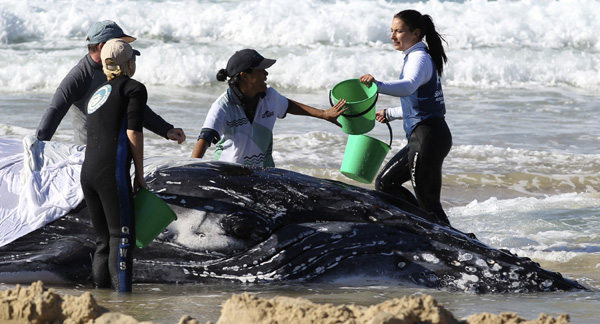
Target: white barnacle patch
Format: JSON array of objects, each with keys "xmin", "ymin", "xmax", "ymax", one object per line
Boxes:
[
  {"xmin": 458, "ymin": 252, "xmax": 473, "ymax": 262},
  {"xmin": 315, "ymin": 266, "xmax": 325, "ymax": 274},
  {"xmin": 508, "ymin": 267, "xmax": 521, "ymax": 280},
  {"xmin": 422, "ymin": 253, "xmax": 440, "ymax": 264},
  {"xmin": 413, "ymin": 255, "xmax": 421, "ymax": 261},
  {"xmin": 476, "ymin": 259, "xmax": 488, "ymax": 267},
  {"xmin": 368, "ymin": 216, "xmax": 377, "ymax": 222},
  {"xmin": 332, "ymin": 234, "xmax": 342, "ymax": 239},
  {"xmin": 491, "ymin": 263, "xmax": 502, "ymax": 271},
  {"xmin": 166, "ymin": 181, "xmax": 181, "ymax": 185},
  {"xmin": 465, "ymin": 266, "xmax": 477, "ymax": 273},
  {"xmin": 542, "ymin": 279, "xmax": 553, "ymax": 287},
  {"xmin": 451, "ymin": 260, "xmax": 461, "ymax": 267},
  {"xmin": 397, "ymin": 262, "xmax": 406, "ymax": 269},
  {"xmin": 482, "ymin": 270, "xmax": 494, "ymax": 278},
  {"xmin": 457, "ymin": 273, "xmax": 480, "ymax": 289}
]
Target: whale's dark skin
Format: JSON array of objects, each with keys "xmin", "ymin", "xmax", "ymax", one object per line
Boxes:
[{"xmin": 0, "ymin": 161, "xmax": 588, "ymax": 293}]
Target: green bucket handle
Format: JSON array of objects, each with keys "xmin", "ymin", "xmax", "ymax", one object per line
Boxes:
[
  {"xmin": 329, "ymin": 91, "xmax": 379, "ymax": 118},
  {"xmin": 383, "ymin": 121, "xmax": 393, "ymax": 148}
]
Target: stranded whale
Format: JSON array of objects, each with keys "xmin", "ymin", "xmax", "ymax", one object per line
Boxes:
[{"xmin": 0, "ymin": 160, "xmax": 588, "ymax": 293}]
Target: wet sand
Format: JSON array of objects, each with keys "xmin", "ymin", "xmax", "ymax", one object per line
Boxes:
[{"xmin": 0, "ymin": 281, "xmax": 570, "ymax": 324}]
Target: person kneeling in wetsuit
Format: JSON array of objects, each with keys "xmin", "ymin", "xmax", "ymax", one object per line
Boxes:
[{"xmin": 81, "ymin": 39, "xmax": 147, "ymax": 292}]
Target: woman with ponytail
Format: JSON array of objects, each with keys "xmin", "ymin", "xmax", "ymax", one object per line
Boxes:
[
  {"xmin": 359, "ymin": 9, "xmax": 452, "ymax": 226},
  {"xmin": 192, "ymin": 49, "xmax": 347, "ymax": 167}
]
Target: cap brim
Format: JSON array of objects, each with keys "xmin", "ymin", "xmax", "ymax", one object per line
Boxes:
[
  {"xmin": 133, "ymin": 49, "xmax": 141, "ymax": 56},
  {"xmin": 120, "ymin": 35, "xmax": 137, "ymax": 43},
  {"xmin": 255, "ymin": 58, "xmax": 276, "ymax": 70}
]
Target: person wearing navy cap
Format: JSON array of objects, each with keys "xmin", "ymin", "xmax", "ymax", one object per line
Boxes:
[
  {"xmin": 191, "ymin": 49, "xmax": 347, "ymax": 167},
  {"xmin": 35, "ymin": 20, "xmax": 186, "ymax": 145}
]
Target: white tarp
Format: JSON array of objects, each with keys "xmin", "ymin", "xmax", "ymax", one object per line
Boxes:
[{"xmin": 0, "ymin": 136, "xmax": 85, "ymax": 247}]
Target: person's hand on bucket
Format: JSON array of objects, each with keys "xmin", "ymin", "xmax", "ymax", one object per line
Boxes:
[
  {"xmin": 133, "ymin": 174, "xmax": 147, "ymax": 193},
  {"xmin": 323, "ymin": 98, "xmax": 348, "ymax": 127},
  {"xmin": 359, "ymin": 74, "xmax": 377, "ymax": 87},
  {"xmin": 375, "ymin": 109, "xmax": 388, "ymax": 123}
]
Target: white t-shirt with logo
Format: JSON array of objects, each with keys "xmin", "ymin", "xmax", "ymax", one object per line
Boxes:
[{"xmin": 202, "ymin": 86, "xmax": 289, "ymax": 167}]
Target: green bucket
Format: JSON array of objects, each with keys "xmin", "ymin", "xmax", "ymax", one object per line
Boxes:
[
  {"xmin": 134, "ymin": 188, "xmax": 177, "ymax": 249},
  {"xmin": 340, "ymin": 122, "xmax": 393, "ymax": 184},
  {"xmin": 330, "ymin": 78, "xmax": 378, "ymax": 135}
]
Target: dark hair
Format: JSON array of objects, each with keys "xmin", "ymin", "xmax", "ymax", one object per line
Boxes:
[
  {"xmin": 395, "ymin": 9, "xmax": 447, "ymax": 77},
  {"xmin": 87, "ymin": 44, "xmax": 100, "ymax": 54},
  {"xmin": 216, "ymin": 67, "xmax": 253, "ymax": 87}
]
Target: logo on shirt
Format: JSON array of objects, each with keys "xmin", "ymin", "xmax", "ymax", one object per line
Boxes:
[
  {"xmin": 262, "ymin": 110, "xmax": 274, "ymax": 119},
  {"xmin": 87, "ymin": 84, "xmax": 112, "ymax": 114}
]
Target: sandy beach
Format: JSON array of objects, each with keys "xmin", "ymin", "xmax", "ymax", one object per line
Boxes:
[{"xmin": 0, "ymin": 281, "xmax": 570, "ymax": 324}]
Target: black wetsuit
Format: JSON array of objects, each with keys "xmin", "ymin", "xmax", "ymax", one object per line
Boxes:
[
  {"xmin": 36, "ymin": 54, "xmax": 172, "ymax": 144},
  {"xmin": 375, "ymin": 117, "xmax": 452, "ymax": 225},
  {"xmin": 80, "ymin": 75, "xmax": 146, "ymax": 292}
]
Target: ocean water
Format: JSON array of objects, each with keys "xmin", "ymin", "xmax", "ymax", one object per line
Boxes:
[{"xmin": 1, "ymin": 0, "xmax": 600, "ymax": 323}]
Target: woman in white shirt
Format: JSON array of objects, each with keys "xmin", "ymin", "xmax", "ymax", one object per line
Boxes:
[
  {"xmin": 360, "ymin": 10, "xmax": 452, "ymax": 226},
  {"xmin": 191, "ymin": 49, "xmax": 346, "ymax": 167}
]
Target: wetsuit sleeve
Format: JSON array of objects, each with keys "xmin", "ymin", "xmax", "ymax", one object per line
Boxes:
[
  {"xmin": 198, "ymin": 128, "xmax": 220, "ymax": 145},
  {"xmin": 123, "ymin": 80, "xmax": 148, "ymax": 132},
  {"xmin": 375, "ymin": 51, "xmax": 433, "ymax": 98},
  {"xmin": 35, "ymin": 64, "xmax": 89, "ymax": 141},
  {"xmin": 143, "ymin": 106, "xmax": 173, "ymax": 139}
]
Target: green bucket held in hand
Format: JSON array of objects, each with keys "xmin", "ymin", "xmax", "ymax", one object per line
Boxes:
[
  {"xmin": 340, "ymin": 122, "xmax": 393, "ymax": 184},
  {"xmin": 134, "ymin": 187, "xmax": 177, "ymax": 249},
  {"xmin": 330, "ymin": 78, "xmax": 379, "ymax": 135}
]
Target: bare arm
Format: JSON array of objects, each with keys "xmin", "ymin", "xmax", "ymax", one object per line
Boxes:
[
  {"xmin": 287, "ymin": 99, "xmax": 347, "ymax": 127},
  {"xmin": 127, "ymin": 129, "xmax": 146, "ymax": 190},
  {"xmin": 191, "ymin": 138, "xmax": 209, "ymax": 158}
]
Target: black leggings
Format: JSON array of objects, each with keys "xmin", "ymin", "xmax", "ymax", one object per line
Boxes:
[{"xmin": 375, "ymin": 117, "xmax": 452, "ymax": 225}]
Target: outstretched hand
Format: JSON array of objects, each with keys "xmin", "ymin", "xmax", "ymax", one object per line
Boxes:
[
  {"xmin": 167, "ymin": 128, "xmax": 186, "ymax": 144},
  {"xmin": 324, "ymin": 99, "xmax": 348, "ymax": 127}
]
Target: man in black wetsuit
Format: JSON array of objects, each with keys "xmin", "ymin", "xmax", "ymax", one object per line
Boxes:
[
  {"xmin": 81, "ymin": 38, "xmax": 147, "ymax": 292},
  {"xmin": 35, "ymin": 20, "xmax": 185, "ymax": 145}
]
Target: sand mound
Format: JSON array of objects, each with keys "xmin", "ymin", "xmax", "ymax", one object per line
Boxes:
[
  {"xmin": 0, "ymin": 281, "xmax": 571, "ymax": 324},
  {"xmin": 0, "ymin": 280, "xmax": 106, "ymax": 324}
]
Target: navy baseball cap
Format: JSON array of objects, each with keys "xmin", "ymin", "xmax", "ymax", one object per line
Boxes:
[
  {"xmin": 86, "ymin": 20, "xmax": 136, "ymax": 44},
  {"xmin": 226, "ymin": 49, "xmax": 276, "ymax": 77}
]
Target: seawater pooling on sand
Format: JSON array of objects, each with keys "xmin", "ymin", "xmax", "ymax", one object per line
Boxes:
[{"xmin": 1, "ymin": 0, "xmax": 600, "ymax": 323}]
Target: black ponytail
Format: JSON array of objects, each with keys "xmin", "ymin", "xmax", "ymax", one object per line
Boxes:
[
  {"xmin": 216, "ymin": 67, "xmax": 253, "ymax": 87},
  {"xmin": 395, "ymin": 10, "xmax": 447, "ymax": 77},
  {"xmin": 216, "ymin": 68, "xmax": 228, "ymax": 82}
]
